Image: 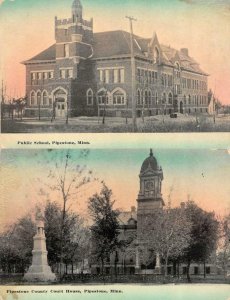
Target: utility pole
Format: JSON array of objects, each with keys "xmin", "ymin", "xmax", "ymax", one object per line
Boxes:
[
  {"xmin": 126, "ymin": 16, "xmax": 137, "ymax": 132},
  {"xmin": 1, "ymin": 80, "xmax": 4, "ymax": 104}
]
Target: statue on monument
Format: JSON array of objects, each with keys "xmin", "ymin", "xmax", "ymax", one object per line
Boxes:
[{"xmin": 24, "ymin": 208, "xmax": 56, "ymax": 282}]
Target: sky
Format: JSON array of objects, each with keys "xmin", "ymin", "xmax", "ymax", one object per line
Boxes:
[
  {"xmin": 0, "ymin": 0, "xmax": 230, "ymax": 103},
  {"xmin": 1, "ymin": 147, "xmax": 230, "ymax": 231}
]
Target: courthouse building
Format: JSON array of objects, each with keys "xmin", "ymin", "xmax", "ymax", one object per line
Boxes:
[
  {"xmin": 23, "ymin": 0, "xmax": 209, "ymax": 118},
  {"xmin": 91, "ymin": 150, "xmax": 217, "ymax": 277}
]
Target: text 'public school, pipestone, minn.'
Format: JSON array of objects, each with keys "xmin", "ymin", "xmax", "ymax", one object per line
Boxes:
[{"xmin": 17, "ymin": 141, "xmax": 90, "ymax": 145}]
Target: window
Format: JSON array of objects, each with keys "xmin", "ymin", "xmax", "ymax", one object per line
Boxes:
[
  {"xmin": 162, "ymin": 92, "xmax": 166, "ymax": 104},
  {"xmin": 49, "ymin": 71, "xmax": 54, "ymax": 79},
  {"xmin": 155, "ymin": 92, "xmax": 158, "ymax": 105},
  {"xmin": 60, "ymin": 69, "xmax": 66, "ymax": 79},
  {"xmin": 154, "ymin": 47, "xmax": 160, "ymax": 64},
  {"xmin": 113, "ymin": 90, "xmax": 125, "ymax": 105},
  {"xmin": 97, "ymin": 90, "xmax": 108, "ymax": 105},
  {"xmin": 120, "ymin": 69, "xmax": 124, "ymax": 83},
  {"xmin": 175, "ymin": 62, "xmax": 180, "ymax": 78},
  {"xmin": 87, "ymin": 89, "xmax": 93, "ymax": 106},
  {"xmin": 194, "ymin": 267, "xmax": 199, "ymax": 275},
  {"xmin": 148, "ymin": 91, "xmax": 152, "ymax": 105},
  {"xmin": 168, "ymin": 93, "xmax": 173, "ymax": 104},
  {"xmin": 114, "ymin": 69, "xmax": 118, "ymax": 83},
  {"xmin": 184, "ymin": 95, "xmax": 186, "ymax": 105},
  {"xmin": 67, "ymin": 69, "xmax": 73, "ymax": 78},
  {"xmin": 144, "ymin": 90, "xmax": 148, "ymax": 105},
  {"xmin": 64, "ymin": 44, "xmax": 69, "ymax": 57},
  {"xmin": 42, "ymin": 91, "xmax": 48, "ymax": 106},
  {"xmin": 99, "ymin": 70, "xmax": 104, "ymax": 82},
  {"xmin": 37, "ymin": 91, "xmax": 41, "ymax": 105},
  {"xmin": 31, "ymin": 73, "xmax": 36, "ymax": 80},
  {"xmin": 105, "ymin": 70, "xmax": 109, "ymax": 83},
  {"xmin": 137, "ymin": 90, "xmax": 141, "ymax": 105},
  {"xmin": 206, "ymin": 267, "xmax": 211, "ymax": 274},
  {"xmin": 137, "ymin": 69, "xmax": 141, "ymax": 83},
  {"xmin": 30, "ymin": 91, "xmax": 35, "ymax": 106}
]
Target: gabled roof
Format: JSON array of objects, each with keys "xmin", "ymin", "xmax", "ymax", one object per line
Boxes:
[
  {"xmin": 22, "ymin": 30, "xmax": 208, "ymax": 75},
  {"xmin": 118, "ymin": 210, "xmax": 137, "ymax": 225},
  {"xmin": 92, "ymin": 30, "xmax": 145, "ymax": 59},
  {"xmin": 23, "ymin": 44, "xmax": 56, "ymax": 64}
]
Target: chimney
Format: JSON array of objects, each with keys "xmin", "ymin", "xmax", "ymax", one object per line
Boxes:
[
  {"xmin": 131, "ymin": 206, "xmax": 136, "ymax": 213},
  {"xmin": 180, "ymin": 202, "xmax": 185, "ymax": 209},
  {"xmin": 181, "ymin": 48, "xmax": 189, "ymax": 56}
]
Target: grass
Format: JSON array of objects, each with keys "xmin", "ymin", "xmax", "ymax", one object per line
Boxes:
[
  {"xmin": 1, "ymin": 114, "xmax": 230, "ymax": 133},
  {"xmin": 0, "ymin": 273, "xmax": 228, "ymax": 285}
]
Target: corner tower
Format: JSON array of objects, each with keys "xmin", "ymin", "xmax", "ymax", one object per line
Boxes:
[
  {"xmin": 72, "ymin": 0, "xmax": 83, "ymax": 22},
  {"xmin": 55, "ymin": 0, "xmax": 93, "ymax": 67},
  {"xmin": 137, "ymin": 149, "xmax": 164, "ymax": 215}
]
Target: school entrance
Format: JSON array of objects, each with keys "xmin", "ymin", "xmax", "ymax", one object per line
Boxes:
[{"xmin": 53, "ymin": 89, "xmax": 68, "ymax": 118}]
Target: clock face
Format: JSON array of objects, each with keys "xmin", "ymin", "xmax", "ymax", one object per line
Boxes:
[{"xmin": 145, "ymin": 180, "xmax": 154, "ymax": 191}]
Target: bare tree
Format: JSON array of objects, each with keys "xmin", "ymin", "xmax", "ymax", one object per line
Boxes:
[
  {"xmin": 141, "ymin": 204, "xmax": 192, "ymax": 276},
  {"xmin": 40, "ymin": 150, "xmax": 96, "ymax": 277}
]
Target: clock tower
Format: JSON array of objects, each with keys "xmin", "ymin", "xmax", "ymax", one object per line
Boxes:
[{"xmin": 137, "ymin": 149, "xmax": 164, "ymax": 215}]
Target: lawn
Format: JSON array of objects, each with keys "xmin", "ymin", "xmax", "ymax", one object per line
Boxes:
[{"xmin": 1, "ymin": 114, "xmax": 230, "ymax": 133}]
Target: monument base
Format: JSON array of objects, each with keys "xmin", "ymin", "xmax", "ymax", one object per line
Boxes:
[{"xmin": 24, "ymin": 265, "xmax": 56, "ymax": 282}]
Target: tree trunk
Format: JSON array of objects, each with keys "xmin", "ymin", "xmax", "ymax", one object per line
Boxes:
[
  {"xmin": 165, "ymin": 255, "xmax": 168, "ymax": 277},
  {"xmin": 204, "ymin": 260, "xmax": 206, "ymax": 278},
  {"xmin": 173, "ymin": 260, "xmax": 177, "ymax": 277},
  {"xmin": 177, "ymin": 260, "xmax": 180, "ymax": 279},
  {"xmin": 187, "ymin": 260, "xmax": 191, "ymax": 282}
]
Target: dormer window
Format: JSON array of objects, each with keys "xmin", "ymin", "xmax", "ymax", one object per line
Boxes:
[
  {"xmin": 175, "ymin": 62, "xmax": 180, "ymax": 78},
  {"xmin": 154, "ymin": 47, "xmax": 160, "ymax": 64}
]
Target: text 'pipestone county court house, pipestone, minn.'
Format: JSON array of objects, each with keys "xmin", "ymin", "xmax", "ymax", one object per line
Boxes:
[{"xmin": 22, "ymin": 0, "xmax": 209, "ymax": 119}]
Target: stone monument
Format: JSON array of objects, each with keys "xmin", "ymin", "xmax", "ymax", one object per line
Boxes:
[{"xmin": 24, "ymin": 208, "xmax": 56, "ymax": 282}]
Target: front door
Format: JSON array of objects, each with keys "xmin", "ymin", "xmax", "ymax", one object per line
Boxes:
[{"xmin": 55, "ymin": 101, "xmax": 66, "ymax": 118}]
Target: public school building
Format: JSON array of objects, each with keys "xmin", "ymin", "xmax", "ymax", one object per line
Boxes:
[{"xmin": 23, "ymin": 0, "xmax": 209, "ymax": 119}]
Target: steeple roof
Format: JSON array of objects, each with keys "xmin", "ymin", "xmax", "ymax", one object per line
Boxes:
[
  {"xmin": 140, "ymin": 149, "xmax": 158, "ymax": 174},
  {"xmin": 72, "ymin": 0, "xmax": 82, "ymax": 9}
]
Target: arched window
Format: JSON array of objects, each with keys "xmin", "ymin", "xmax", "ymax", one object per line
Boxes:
[
  {"xmin": 175, "ymin": 62, "xmax": 180, "ymax": 78},
  {"xmin": 30, "ymin": 91, "xmax": 35, "ymax": 106},
  {"xmin": 155, "ymin": 92, "xmax": 158, "ymax": 105},
  {"xmin": 42, "ymin": 91, "xmax": 48, "ymax": 106},
  {"xmin": 137, "ymin": 90, "xmax": 141, "ymax": 105},
  {"xmin": 144, "ymin": 90, "xmax": 148, "ymax": 105},
  {"xmin": 97, "ymin": 90, "xmax": 108, "ymax": 105},
  {"xmin": 37, "ymin": 91, "xmax": 41, "ymax": 106},
  {"xmin": 148, "ymin": 90, "xmax": 152, "ymax": 105},
  {"xmin": 87, "ymin": 89, "xmax": 93, "ymax": 106},
  {"xmin": 168, "ymin": 93, "xmax": 173, "ymax": 105},
  {"xmin": 162, "ymin": 92, "xmax": 166, "ymax": 104},
  {"xmin": 113, "ymin": 90, "xmax": 126, "ymax": 105}
]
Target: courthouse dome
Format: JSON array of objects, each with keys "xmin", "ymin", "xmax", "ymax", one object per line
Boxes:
[{"xmin": 140, "ymin": 149, "xmax": 158, "ymax": 173}]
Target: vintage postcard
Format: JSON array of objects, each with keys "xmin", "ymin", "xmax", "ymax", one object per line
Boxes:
[
  {"xmin": 0, "ymin": 134, "xmax": 230, "ymax": 299},
  {"xmin": 0, "ymin": 0, "xmax": 230, "ymax": 133}
]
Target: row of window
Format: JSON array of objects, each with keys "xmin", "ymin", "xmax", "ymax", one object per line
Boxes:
[
  {"xmin": 137, "ymin": 90, "xmax": 173, "ymax": 106},
  {"xmin": 86, "ymin": 88, "xmax": 126, "ymax": 106},
  {"xmin": 137, "ymin": 69, "xmax": 158, "ymax": 85},
  {"xmin": 60, "ymin": 68, "xmax": 73, "ymax": 79},
  {"xmin": 98, "ymin": 68, "xmax": 125, "ymax": 84},
  {"xmin": 31, "ymin": 71, "xmax": 54, "ymax": 81},
  {"xmin": 30, "ymin": 91, "xmax": 51, "ymax": 106},
  {"xmin": 181, "ymin": 78, "xmax": 207, "ymax": 91}
]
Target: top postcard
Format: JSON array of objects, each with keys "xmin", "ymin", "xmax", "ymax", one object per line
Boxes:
[{"xmin": 1, "ymin": 0, "xmax": 230, "ymax": 133}]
